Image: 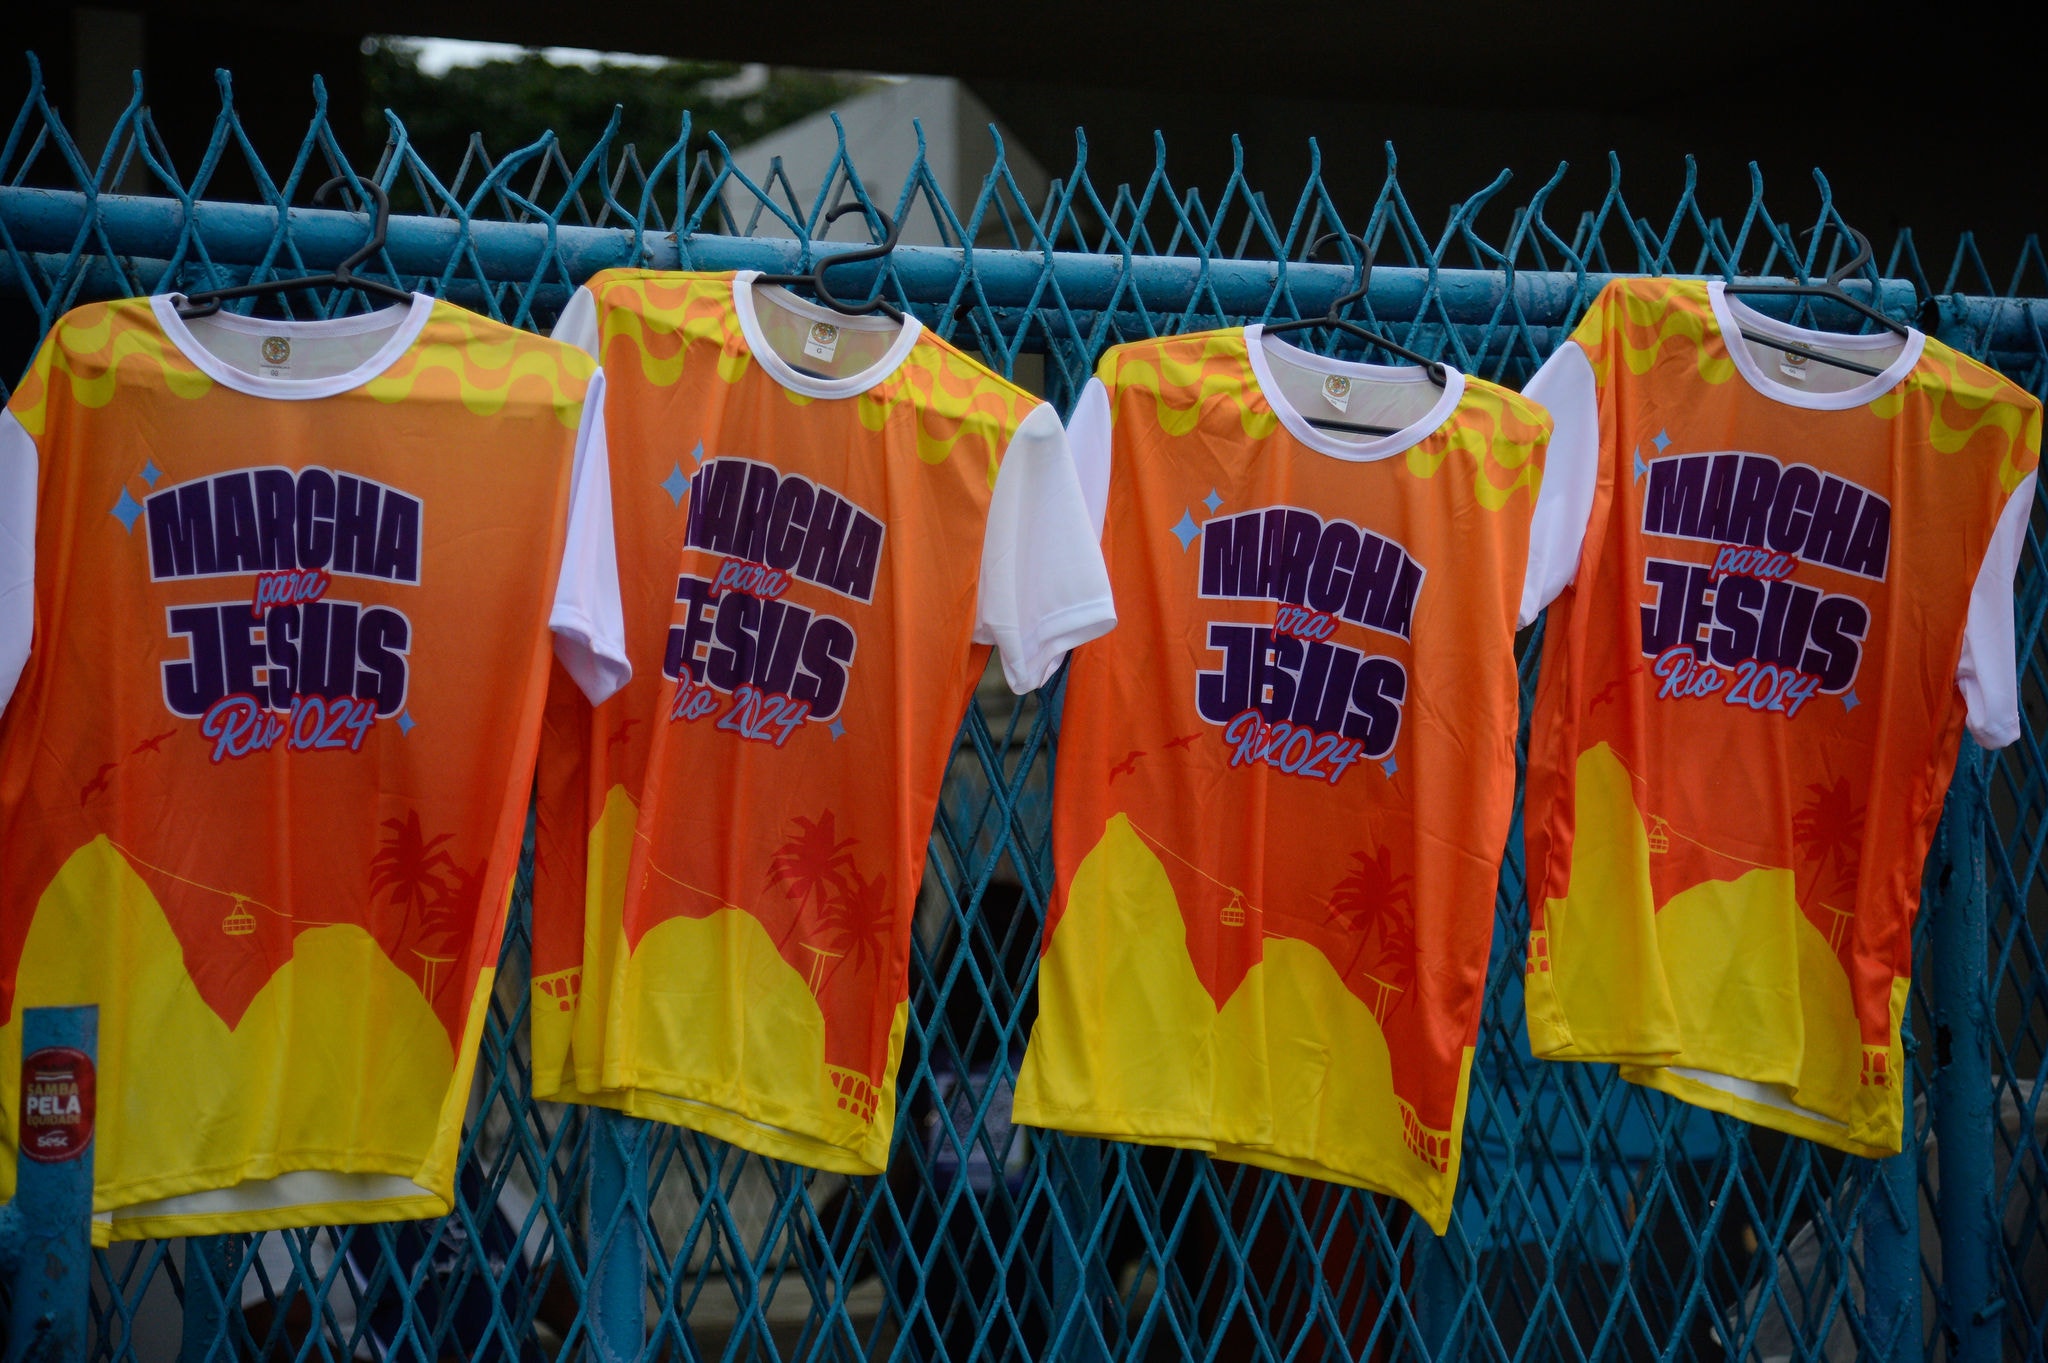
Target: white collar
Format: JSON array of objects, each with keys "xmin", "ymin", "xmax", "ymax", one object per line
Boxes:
[
  {"xmin": 1243, "ymin": 324, "xmax": 1465, "ymax": 461},
  {"xmin": 730, "ymin": 270, "xmax": 923, "ymax": 399},
  {"xmin": 1707, "ymin": 281, "xmax": 1923, "ymax": 411},
  {"xmin": 151, "ymin": 293, "xmax": 435, "ymax": 401}
]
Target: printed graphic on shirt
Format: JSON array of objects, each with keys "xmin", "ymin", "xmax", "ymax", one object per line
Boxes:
[
  {"xmin": 1636, "ymin": 452, "xmax": 1892, "ymax": 717},
  {"xmin": 663, "ymin": 457, "xmax": 877, "ymax": 728},
  {"xmin": 549, "ymin": 270, "xmax": 1110, "ymax": 1178},
  {"xmin": 1015, "ymin": 331, "xmax": 1549, "ymax": 1232},
  {"xmin": 0, "ymin": 296, "xmax": 600, "ymax": 1239},
  {"xmin": 1522, "ymin": 277, "xmax": 2042, "ymax": 1159},
  {"xmin": 1194, "ymin": 504, "xmax": 1421, "ymax": 772}
]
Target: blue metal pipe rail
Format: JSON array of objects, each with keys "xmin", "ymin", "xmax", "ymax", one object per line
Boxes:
[
  {"xmin": 12, "ymin": 184, "xmax": 2048, "ymax": 358},
  {"xmin": 2, "ymin": 55, "xmax": 2047, "ymax": 1363}
]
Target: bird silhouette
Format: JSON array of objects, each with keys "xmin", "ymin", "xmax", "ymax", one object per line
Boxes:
[
  {"xmin": 1589, "ymin": 664, "xmax": 1646, "ymax": 711},
  {"xmin": 606, "ymin": 718, "xmax": 640, "ymax": 751},
  {"xmin": 1163, "ymin": 732, "xmax": 1202, "ymax": 751},
  {"xmin": 1108, "ymin": 750, "xmax": 1145, "ymax": 782},
  {"xmin": 130, "ymin": 728, "xmax": 179, "ymax": 756},
  {"xmin": 79, "ymin": 762, "xmax": 117, "ymax": 806}
]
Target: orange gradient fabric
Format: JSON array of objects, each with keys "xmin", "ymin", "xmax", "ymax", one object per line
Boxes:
[
  {"xmin": 1014, "ymin": 331, "xmax": 1553, "ymax": 1231},
  {"xmin": 1523, "ymin": 278, "xmax": 2042, "ymax": 1155},
  {"xmin": 0, "ymin": 296, "xmax": 614, "ymax": 1238},
  {"xmin": 560, "ymin": 271, "xmax": 1111, "ymax": 1173}
]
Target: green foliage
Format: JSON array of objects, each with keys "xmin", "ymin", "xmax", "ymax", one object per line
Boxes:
[{"xmin": 362, "ymin": 39, "xmax": 869, "ymax": 193}]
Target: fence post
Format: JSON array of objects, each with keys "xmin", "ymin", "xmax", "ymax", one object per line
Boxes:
[
  {"xmin": 588, "ymin": 1108, "xmax": 649, "ymax": 1363},
  {"xmin": 1929, "ymin": 742, "xmax": 1999, "ymax": 1363},
  {"xmin": 1050, "ymin": 1133, "xmax": 1105, "ymax": 1362},
  {"xmin": 1862, "ymin": 1052, "xmax": 1920, "ymax": 1359},
  {"xmin": 178, "ymin": 1236, "xmax": 236, "ymax": 1363},
  {"xmin": 1412, "ymin": 1226, "xmax": 1461, "ymax": 1360},
  {"xmin": 0, "ymin": 1005, "xmax": 98, "ymax": 1363}
]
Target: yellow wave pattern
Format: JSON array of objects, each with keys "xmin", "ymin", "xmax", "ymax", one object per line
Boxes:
[
  {"xmin": 1882, "ymin": 342, "xmax": 2043, "ymax": 494},
  {"xmin": 1102, "ymin": 333, "xmax": 1281, "ymax": 442},
  {"xmin": 1577, "ymin": 279, "xmax": 1736, "ymax": 389},
  {"xmin": 586, "ymin": 270, "xmax": 751, "ymax": 389},
  {"xmin": 1409, "ymin": 377, "xmax": 1549, "ymax": 511},
  {"xmin": 365, "ymin": 302, "xmax": 593, "ymax": 428},
  {"xmin": 8, "ymin": 299, "xmax": 212, "ymax": 436},
  {"xmin": 858, "ymin": 334, "xmax": 1039, "ymax": 489}
]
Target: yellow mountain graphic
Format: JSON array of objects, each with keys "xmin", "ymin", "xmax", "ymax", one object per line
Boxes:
[
  {"xmin": 1529, "ymin": 743, "xmax": 1902, "ymax": 1155},
  {"xmin": 0, "ymin": 836, "xmax": 469, "ymax": 1240},
  {"xmin": 604, "ymin": 903, "xmax": 908, "ymax": 1175},
  {"xmin": 1016, "ymin": 813, "xmax": 1464, "ymax": 1231}
]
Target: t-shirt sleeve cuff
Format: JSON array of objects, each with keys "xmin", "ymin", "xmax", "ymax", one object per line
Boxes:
[
  {"xmin": 549, "ymin": 606, "xmax": 632, "ymax": 705},
  {"xmin": 993, "ymin": 594, "xmax": 1118, "ymax": 695}
]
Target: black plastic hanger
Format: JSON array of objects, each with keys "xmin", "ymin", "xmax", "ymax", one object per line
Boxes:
[
  {"xmin": 1261, "ymin": 233, "xmax": 1449, "ymax": 437},
  {"xmin": 751, "ymin": 202, "xmax": 905, "ymax": 323},
  {"xmin": 1720, "ymin": 225, "xmax": 1907, "ymax": 378},
  {"xmin": 176, "ymin": 177, "xmax": 412, "ymax": 321}
]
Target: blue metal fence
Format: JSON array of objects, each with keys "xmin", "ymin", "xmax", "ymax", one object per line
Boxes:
[{"xmin": 2, "ymin": 53, "xmax": 2046, "ymax": 1362}]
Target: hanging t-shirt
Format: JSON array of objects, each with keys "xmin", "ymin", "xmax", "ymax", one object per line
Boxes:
[
  {"xmin": 1013, "ymin": 328, "xmax": 1588, "ymax": 1231},
  {"xmin": 581, "ymin": 271, "xmax": 1115, "ymax": 1173},
  {"xmin": 0, "ymin": 294, "xmax": 628, "ymax": 1240},
  {"xmin": 1522, "ymin": 278, "xmax": 2039, "ymax": 1156},
  {"xmin": 526, "ymin": 273, "xmax": 711, "ymax": 1108}
]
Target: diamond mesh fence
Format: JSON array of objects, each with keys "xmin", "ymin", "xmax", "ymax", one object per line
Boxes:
[{"xmin": 2, "ymin": 54, "xmax": 2047, "ymax": 1363}]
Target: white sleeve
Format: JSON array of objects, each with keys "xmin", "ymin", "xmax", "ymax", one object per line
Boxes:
[
  {"xmin": 1957, "ymin": 471, "xmax": 2035, "ymax": 747},
  {"xmin": 0, "ymin": 410, "xmax": 35, "ymax": 714},
  {"xmin": 974, "ymin": 400, "xmax": 1118, "ymax": 694},
  {"xmin": 551, "ymin": 285, "xmax": 601, "ymax": 358},
  {"xmin": 549, "ymin": 367, "xmax": 631, "ymax": 704},
  {"xmin": 1066, "ymin": 377, "xmax": 1113, "ymax": 539},
  {"xmin": 1517, "ymin": 340, "xmax": 1601, "ymax": 627}
]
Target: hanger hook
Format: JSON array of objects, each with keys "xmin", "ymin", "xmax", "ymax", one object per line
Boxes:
[
  {"xmin": 1820, "ymin": 223, "xmax": 1874, "ymax": 293},
  {"xmin": 812, "ymin": 203, "xmax": 902, "ymax": 315},
  {"xmin": 1307, "ymin": 231, "xmax": 1374, "ymax": 316},
  {"xmin": 312, "ymin": 175, "xmax": 392, "ymax": 284}
]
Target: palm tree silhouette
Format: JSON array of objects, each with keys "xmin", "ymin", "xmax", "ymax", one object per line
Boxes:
[
  {"xmin": 418, "ymin": 857, "xmax": 485, "ymax": 956},
  {"xmin": 815, "ymin": 867, "xmax": 892, "ymax": 982},
  {"xmin": 767, "ymin": 812, "xmax": 858, "ymax": 922},
  {"xmin": 1792, "ymin": 775, "xmax": 1864, "ymax": 902},
  {"xmin": 1327, "ymin": 846, "xmax": 1417, "ymax": 1020},
  {"xmin": 370, "ymin": 810, "xmax": 458, "ymax": 941}
]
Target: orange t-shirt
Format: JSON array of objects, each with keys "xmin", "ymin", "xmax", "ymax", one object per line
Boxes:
[
  {"xmin": 1523, "ymin": 278, "xmax": 2040, "ymax": 1155},
  {"xmin": 527, "ymin": 272, "xmax": 716, "ymax": 1106},
  {"xmin": 1013, "ymin": 328, "xmax": 1571, "ymax": 1231},
  {"xmin": 560, "ymin": 272, "xmax": 1114, "ymax": 1173},
  {"xmin": 0, "ymin": 295, "xmax": 626, "ymax": 1240}
]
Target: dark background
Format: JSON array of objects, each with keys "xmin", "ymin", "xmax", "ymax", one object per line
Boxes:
[{"xmin": 5, "ymin": 1, "xmax": 2044, "ymax": 281}]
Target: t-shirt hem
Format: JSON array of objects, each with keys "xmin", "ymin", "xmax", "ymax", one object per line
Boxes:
[
  {"xmin": 1010, "ymin": 1101, "xmax": 1268, "ymax": 1151},
  {"xmin": 102, "ymin": 1190, "xmax": 452, "ymax": 1244},
  {"xmin": 57, "ymin": 1153, "xmax": 451, "ymax": 1243},
  {"xmin": 1526, "ymin": 1031, "xmax": 1684, "ymax": 1065},
  {"xmin": 609, "ymin": 1077, "xmax": 888, "ymax": 1175},
  {"xmin": 1012, "ymin": 1104, "xmax": 1452, "ymax": 1232},
  {"xmin": 1619, "ymin": 1065, "xmax": 1897, "ymax": 1158}
]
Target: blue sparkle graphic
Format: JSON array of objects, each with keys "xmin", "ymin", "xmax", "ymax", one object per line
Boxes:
[
  {"xmin": 689, "ymin": 440, "xmax": 705, "ymax": 464},
  {"xmin": 109, "ymin": 487, "xmax": 143, "ymax": 532},
  {"xmin": 1381, "ymin": 757, "xmax": 1399, "ymax": 778},
  {"xmin": 139, "ymin": 459, "xmax": 161, "ymax": 487},
  {"xmin": 660, "ymin": 463, "xmax": 690, "ymax": 505},
  {"xmin": 829, "ymin": 719, "xmax": 846, "ymax": 741},
  {"xmin": 1203, "ymin": 488, "xmax": 1223, "ymax": 514},
  {"xmin": 1842, "ymin": 690, "xmax": 1860, "ymax": 714},
  {"xmin": 1633, "ymin": 448, "xmax": 1648, "ymax": 483},
  {"xmin": 397, "ymin": 711, "xmax": 417, "ymax": 735},
  {"xmin": 1171, "ymin": 509, "xmax": 1201, "ymax": 551},
  {"xmin": 1652, "ymin": 429, "xmax": 1672, "ymax": 453}
]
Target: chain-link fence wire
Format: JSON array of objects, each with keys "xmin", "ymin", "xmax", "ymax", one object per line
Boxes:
[{"xmin": 3, "ymin": 54, "xmax": 2048, "ymax": 1363}]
